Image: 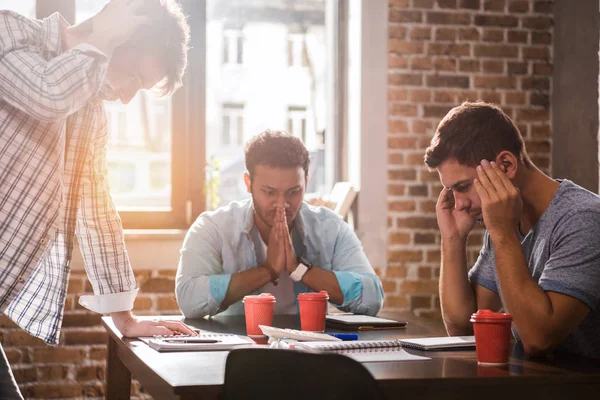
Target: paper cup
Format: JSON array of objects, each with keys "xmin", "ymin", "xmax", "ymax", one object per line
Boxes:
[
  {"xmin": 243, "ymin": 293, "xmax": 276, "ymax": 336},
  {"xmin": 470, "ymin": 309, "xmax": 513, "ymax": 366},
  {"xmin": 298, "ymin": 291, "xmax": 329, "ymax": 332}
]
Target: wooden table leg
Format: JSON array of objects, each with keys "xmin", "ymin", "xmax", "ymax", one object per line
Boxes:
[{"xmin": 106, "ymin": 335, "xmax": 132, "ymax": 400}]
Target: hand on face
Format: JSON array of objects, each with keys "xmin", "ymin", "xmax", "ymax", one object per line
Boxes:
[
  {"xmin": 473, "ymin": 160, "xmax": 522, "ymax": 237},
  {"xmin": 265, "ymin": 207, "xmax": 287, "ymax": 278},
  {"xmin": 436, "ymin": 187, "xmax": 478, "ymax": 241}
]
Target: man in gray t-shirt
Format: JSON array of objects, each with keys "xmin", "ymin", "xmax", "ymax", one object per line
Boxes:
[{"xmin": 424, "ymin": 102, "xmax": 600, "ymax": 359}]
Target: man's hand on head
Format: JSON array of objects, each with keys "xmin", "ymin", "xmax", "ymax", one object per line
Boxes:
[{"xmin": 474, "ymin": 160, "xmax": 522, "ymax": 239}]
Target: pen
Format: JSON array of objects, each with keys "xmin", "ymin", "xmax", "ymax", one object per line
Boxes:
[
  {"xmin": 329, "ymin": 333, "xmax": 359, "ymax": 341},
  {"xmin": 358, "ymin": 326, "xmax": 406, "ymax": 331},
  {"xmin": 163, "ymin": 339, "xmax": 220, "ymax": 344}
]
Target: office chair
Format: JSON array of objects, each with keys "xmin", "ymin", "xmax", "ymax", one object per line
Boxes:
[{"xmin": 221, "ymin": 348, "xmax": 386, "ymax": 400}]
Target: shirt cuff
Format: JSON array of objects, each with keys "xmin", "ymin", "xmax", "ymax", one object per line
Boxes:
[
  {"xmin": 78, "ymin": 288, "xmax": 139, "ymax": 314},
  {"xmin": 209, "ymin": 274, "xmax": 232, "ymax": 307},
  {"xmin": 333, "ymin": 271, "xmax": 363, "ymax": 304}
]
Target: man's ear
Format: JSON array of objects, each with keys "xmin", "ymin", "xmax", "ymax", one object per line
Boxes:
[
  {"xmin": 495, "ymin": 151, "xmax": 518, "ymax": 179},
  {"xmin": 244, "ymin": 171, "xmax": 252, "ymax": 194}
]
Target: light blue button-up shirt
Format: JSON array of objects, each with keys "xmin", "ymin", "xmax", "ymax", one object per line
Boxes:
[{"xmin": 176, "ymin": 199, "xmax": 384, "ymax": 318}]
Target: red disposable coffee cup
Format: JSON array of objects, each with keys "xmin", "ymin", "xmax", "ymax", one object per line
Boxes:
[
  {"xmin": 243, "ymin": 293, "xmax": 276, "ymax": 336},
  {"xmin": 298, "ymin": 291, "xmax": 329, "ymax": 332},
  {"xmin": 470, "ymin": 309, "xmax": 513, "ymax": 366}
]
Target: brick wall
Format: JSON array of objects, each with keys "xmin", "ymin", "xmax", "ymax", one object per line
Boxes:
[
  {"xmin": 383, "ymin": 0, "xmax": 553, "ymax": 318},
  {"xmin": 1, "ymin": 270, "xmax": 179, "ymax": 399}
]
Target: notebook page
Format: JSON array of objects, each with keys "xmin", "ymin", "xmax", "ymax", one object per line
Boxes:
[{"xmin": 399, "ymin": 336, "xmax": 475, "ymax": 350}]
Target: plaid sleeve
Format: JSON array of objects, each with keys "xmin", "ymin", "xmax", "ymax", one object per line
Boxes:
[
  {"xmin": 75, "ymin": 105, "xmax": 137, "ymax": 312},
  {"xmin": 0, "ymin": 12, "xmax": 108, "ymax": 122}
]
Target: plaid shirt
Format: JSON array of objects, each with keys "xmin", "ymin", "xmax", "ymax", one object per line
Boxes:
[{"xmin": 0, "ymin": 11, "xmax": 137, "ymax": 345}]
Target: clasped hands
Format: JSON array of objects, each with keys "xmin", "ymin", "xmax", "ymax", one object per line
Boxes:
[{"xmin": 263, "ymin": 207, "xmax": 298, "ymax": 282}]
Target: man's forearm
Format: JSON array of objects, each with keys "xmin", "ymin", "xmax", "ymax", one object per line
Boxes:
[
  {"xmin": 220, "ymin": 266, "xmax": 272, "ymax": 310},
  {"xmin": 301, "ymin": 267, "xmax": 343, "ymax": 305},
  {"xmin": 440, "ymin": 237, "xmax": 477, "ymax": 335}
]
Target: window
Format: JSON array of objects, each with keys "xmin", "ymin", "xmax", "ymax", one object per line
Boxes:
[
  {"xmin": 0, "ymin": 0, "xmax": 36, "ymax": 18},
  {"xmin": 223, "ymin": 29, "xmax": 243, "ymax": 65},
  {"xmin": 221, "ymin": 104, "xmax": 245, "ymax": 146},
  {"xmin": 287, "ymin": 34, "xmax": 308, "ymax": 68},
  {"xmin": 288, "ymin": 106, "xmax": 308, "ymax": 143}
]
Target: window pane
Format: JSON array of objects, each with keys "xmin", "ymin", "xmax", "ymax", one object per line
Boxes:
[
  {"xmin": 0, "ymin": 0, "xmax": 35, "ymax": 18},
  {"xmin": 76, "ymin": 0, "xmax": 173, "ymax": 211},
  {"xmin": 206, "ymin": 0, "xmax": 327, "ymax": 208}
]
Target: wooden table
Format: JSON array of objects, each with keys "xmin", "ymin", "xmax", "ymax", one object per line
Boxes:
[{"xmin": 102, "ymin": 313, "xmax": 600, "ymax": 400}]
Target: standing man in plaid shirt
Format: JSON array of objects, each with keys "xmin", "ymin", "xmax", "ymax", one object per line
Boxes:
[{"xmin": 0, "ymin": 1, "xmax": 195, "ymax": 397}]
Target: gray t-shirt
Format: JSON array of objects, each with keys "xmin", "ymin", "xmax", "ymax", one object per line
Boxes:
[{"xmin": 469, "ymin": 180, "xmax": 600, "ymax": 358}]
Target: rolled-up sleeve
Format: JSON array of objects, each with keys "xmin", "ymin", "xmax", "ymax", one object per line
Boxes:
[
  {"xmin": 176, "ymin": 215, "xmax": 231, "ymax": 318},
  {"xmin": 330, "ymin": 222, "xmax": 384, "ymax": 316}
]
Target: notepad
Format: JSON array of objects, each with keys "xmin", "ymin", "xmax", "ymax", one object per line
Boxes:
[
  {"xmin": 141, "ymin": 332, "xmax": 255, "ymax": 352},
  {"xmin": 325, "ymin": 315, "xmax": 407, "ymax": 331},
  {"xmin": 399, "ymin": 336, "xmax": 476, "ymax": 350},
  {"xmin": 299, "ymin": 340, "xmax": 430, "ymax": 363}
]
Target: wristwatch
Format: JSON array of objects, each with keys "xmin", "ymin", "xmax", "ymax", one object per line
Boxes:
[{"xmin": 290, "ymin": 258, "xmax": 312, "ymax": 282}]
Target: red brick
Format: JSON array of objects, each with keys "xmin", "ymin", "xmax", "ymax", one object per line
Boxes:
[
  {"xmin": 474, "ymin": 76, "xmax": 516, "ymax": 89},
  {"xmin": 388, "ymin": 200, "xmax": 417, "ymax": 212},
  {"xmin": 390, "ymin": 103, "xmax": 419, "ymax": 117},
  {"xmin": 388, "ymin": 136, "xmax": 418, "ymax": 150},
  {"xmin": 459, "ymin": 0, "xmax": 481, "ymax": 9},
  {"xmin": 387, "ymin": 184, "xmax": 406, "ymax": 196},
  {"xmin": 89, "ymin": 346, "xmax": 108, "ymax": 361},
  {"xmin": 411, "ymin": 57, "xmax": 432, "ymax": 70},
  {"xmin": 532, "ymin": 61, "xmax": 552, "ymax": 75},
  {"xmin": 140, "ymin": 277, "xmax": 175, "ymax": 293},
  {"xmin": 484, "ymin": 0, "xmax": 506, "ymax": 12},
  {"xmin": 389, "ymin": 10, "xmax": 423, "ymax": 23},
  {"xmin": 385, "ymin": 295, "xmax": 409, "ymax": 308},
  {"xmin": 61, "ymin": 312, "xmax": 102, "ymax": 328},
  {"xmin": 411, "ymin": 295, "xmax": 432, "ymax": 310},
  {"xmin": 459, "ymin": 27, "xmax": 480, "ymax": 41},
  {"xmin": 12, "ymin": 366, "xmax": 37, "ymax": 383},
  {"xmin": 534, "ymin": 1, "xmax": 553, "ymax": 13},
  {"xmin": 409, "ymin": 89, "xmax": 431, "ymax": 102},
  {"xmin": 523, "ymin": 16, "xmax": 552, "ymax": 30},
  {"xmin": 77, "ymin": 365, "xmax": 105, "ymax": 381},
  {"xmin": 482, "ymin": 60, "xmax": 504, "ymax": 73},
  {"xmin": 388, "ymin": 88, "xmax": 408, "ymax": 101},
  {"xmin": 388, "ymin": 55, "xmax": 409, "ymax": 69},
  {"xmin": 438, "ymin": 0, "xmax": 458, "ymax": 8},
  {"xmin": 133, "ymin": 269, "xmax": 153, "ymax": 281},
  {"xmin": 474, "ymin": 44, "xmax": 518, "ymax": 58},
  {"xmin": 522, "ymin": 77, "xmax": 550, "ymax": 91},
  {"xmin": 389, "ymin": 119, "xmax": 409, "ymax": 133},
  {"xmin": 389, "ymin": 0, "xmax": 410, "ymax": 6},
  {"xmin": 427, "ymin": 250, "xmax": 442, "ymax": 263},
  {"xmin": 433, "ymin": 58, "xmax": 457, "ymax": 72},
  {"xmin": 418, "ymin": 310, "xmax": 443, "ymax": 320},
  {"xmin": 388, "ymin": 25, "xmax": 407, "ymax": 39},
  {"xmin": 389, "ymin": 39, "xmax": 425, "ymax": 54},
  {"xmin": 505, "ymin": 92, "xmax": 526, "ymax": 105},
  {"xmin": 3, "ymin": 330, "xmax": 46, "ymax": 347},
  {"xmin": 386, "ymin": 267, "xmax": 408, "ymax": 279},
  {"xmin": 516, "ymin": 109, "xmax": 550, "ymax": 122},
  {"xmin": 33, "ymin": 348, "xmax": 86, "ymax": 363},
  {"xmin": 530, "ymin": 93, "xmax": 550, "ymax": 108},
  {"xmin": 426, "ymin": 75, "xmax": 469, "ymax": 88},
  {"xmin": 426, "ymin": 12, "xmax": 471, "ymax": 25},
  {"xmin": 387, "ymin": 250, "xmax": 423, "ymax": 263},
  {"xmin": 389, "ymin": 73, "xmax": 423, "ymax": 86},
  {"xmin": 435, "ymin": 27, "xmax": 456, "ymax": 41},
  {"xmin": 525, "ymin": 140, "xmax": 551, "ymax": 153},
  {"xmin": 428, "ymin": 43, "xmax": 470, "ymax": 57},
  {"xmin": 475, "ymin": 14, "xmax": 517, "ymax": 27},
  {"xmin": 408, "ymin": 185, "xmax": 428, "ymax": 197},
  {"xmin": 459, "ymin": 59, "xmax": 480, "ymax": 72},
  {"xmin": 434, "ymin": 90, "xmax": 455, "ymax": 103},
  {"xmin": 406, "ymin": 152, "xmax": 428, "ymax": 166},
  {"xmin": 420, "ymin": 200, "xmax": 438, "ymax": 213},
  {"xmin": 400, "ymin": 280, "xmax": 439, "ymax": 294},
  {"xmin": 388, "ymin": 168, "xmax": 417, "ymax": 181},
  {"xmin": 532, "ymin": 31, "xmax": 552, "ymax": 45},
  {"xmin": 67, "ymin": 279, "xmax": 84, "ymax": 294},
  {"xmin": 388, "ymin": 153, "xmax": 405, "ymax": 165},
  {"xmin": 412, "ymin": 120, "xmax": 435, "ymax": 135},
  {"xmin": 397, "ymin": 217, "xmax": 438, "ymax": 229},
  {"xmin": 507, "ymin": 61, "xmax": 528, "ymax": 75},
  {"xmin": 482, "ymin": 29, "xmax": 504, "ymax": 42},
  {"xmin": 157, "ymin": 269, "xmax": 177, "ymax": 277},
  {"xmin": 157, "ymin": 296, "xmax": 180, "ymax": 311},
  {"xmin": 133, "ymin": 295, "xmax": 153, "ymax": 311},
  {"xmin": 424, "ymin": 105, "xmax": 453, "ymax": 118},
  {"xmin": 508, "ymin": 0, "xmax": 529, "ymax": 12},
  {"xmin": 0, "ymin": 315, "xmax": 17, "ymax": 328},
  {"xmin": 62, "ymin": 330, "xmax": 108, "ymax": 345},
  {"xmin": 410, "ymin": 27, "xmax": 432, "ymax": 40},
  {"xmin": 507, "ymin": 30, "xmax": 529, "ymax": 44},
  {"xmin": 415, "ymin": 233, "xmax": 437, "ymax": 244},
  {"xmin": 3, "ymin": 348, "xmax": 23, "ymax": 364},
  {"xmin": 38, "ymin": 366, "xmax": 70, "ymax": 381},
  {"xmin": 382, "ymin": 279, "xmax": 398, "ymax": 293},
  {"xmin": 412, "ymin": 0, "xmax": 435, "ymax": 8},
  {"xmin": 83, "ymin": 384, "xmax": 105, "ymax": 398},
  {"xmin": 27, "ymin": 384, "xmax": 83, "ymax": 398},
  {"xmin": 531, "ymin": 124, "xmax": 551, "ymax": 139},
  {"xmin": 523, "ymin": 46, "xmax": 550, "ymax": 60},
  {"xmin": 389, "ymin": 232, "xmax": 411, "ymax": 245},
  {"xmin": 420, "ymin": 169, "xmax": 440, "ymax": 182}
]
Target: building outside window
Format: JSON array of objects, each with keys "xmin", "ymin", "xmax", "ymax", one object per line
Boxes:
[
  {"xmin": 223, "ymin": 29, "xmax": 244, "ymax": 65},
  {"xmin": 221, "ymin": 103, "xmax": 245, "ymax": 146},
  {"xmin": 288, "ymin": 106, "xmax": 308, "ymax": 144}
]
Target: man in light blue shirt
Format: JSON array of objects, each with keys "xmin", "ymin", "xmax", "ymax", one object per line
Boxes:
[{"xmin": 176, "ymin": 130, "xmax": 383, "ymax": 318}]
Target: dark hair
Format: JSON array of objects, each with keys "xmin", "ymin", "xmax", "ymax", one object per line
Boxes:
[
  {"xmin": 424, "ymin": 101, "xmax": 532, "ymax": 169},
  {"xmin": 245, "ymin": 130, "xmax": 310, "ymax": 178},
  {"xmin": 121, "ymin": 0, "xmax": 190, "ymax": 96}
]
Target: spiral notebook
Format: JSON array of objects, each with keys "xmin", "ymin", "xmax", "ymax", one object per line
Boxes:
[
  {"xmin": 399, "ymin": 336, "xmax": 476, "ymax": 350},
  {"xmin": 141, "ymin": 332, "xmax": 255, "ymax": 352},
  {"xmin": 299, "ymin": 340, "xmax": 430, "ymax": 363}
]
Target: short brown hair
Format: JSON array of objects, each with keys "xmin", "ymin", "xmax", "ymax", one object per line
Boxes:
[
  {"xmin": 123, "ymin": 0, "xmax": 190, "ymax": 96},
  {"xmin": 245, "ymin": 130, "xmax": 310, "ymax": 178},
  {"xmin": 424, "ymin": 102, "xmax": 532, "ymax": 169}
]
